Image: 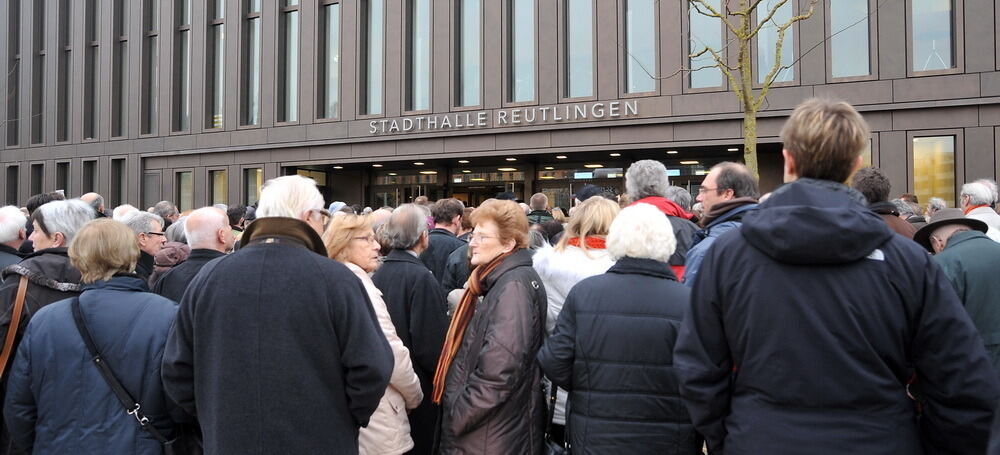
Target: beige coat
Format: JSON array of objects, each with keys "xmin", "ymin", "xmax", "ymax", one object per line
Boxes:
[{"xmin": 346, "ymin": 262, "xmax": 424, "ymax": 455}]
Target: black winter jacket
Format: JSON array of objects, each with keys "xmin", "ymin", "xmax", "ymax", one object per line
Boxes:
[
  {"xmin": 538, "ymin": 257, "xmax": 701, "ymax": 455},
  {"xmin": 420, "ymin": 228, "xmax": 466, "ymax": 285},
  {"xmin": 674, "ymin": 179, "xmax": 1000, "ymax": 455},
  {"xmin": 151, "ymin": 249, "xmax": 225, "ymax": 302},
  {"xmin": 441, "ymin": 244, "xmax": 471, "ymax": 293}
]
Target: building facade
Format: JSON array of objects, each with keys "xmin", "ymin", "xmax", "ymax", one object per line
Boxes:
[{"xmin": 0, "ymin": 0, "xmax": 995, "ymax": 211}]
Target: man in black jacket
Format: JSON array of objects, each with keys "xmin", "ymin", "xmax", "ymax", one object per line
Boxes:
[
  {"xmin": 122, "ymin": 212, "xmax": 166, "ymax": 280},
  {"xmin": 161, "ymin": 175, "xmax": 392, "ymax": 454},
  {"xmin": 153, "ymin": 207, "xmax": 234, "ymax": 301},
  {"xmin": 371, "ymin": 204, "xmax": 450, "ymax": 455},
  {"xmin": 675, "ymin": 98, "xmax": 1000, "ymax": 455},
  {"xmin": 419, "ymin": 198, "xmax": 466, "ymax": 285}
]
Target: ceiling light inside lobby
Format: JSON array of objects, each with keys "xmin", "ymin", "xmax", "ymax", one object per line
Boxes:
[
  {"xmin": 506, "ymin": 157, "xmax": 517, "ymax": 161},
  {"xmin": 544, "ymin": 166, "xmax": 554, "ymax": 170},
  {"xmin": 419, "ymin": 170, "xmax": 437, "ymax": 175},
  {"xmin": 388, "ymin": 172, "xmax": 397, "ymax": 176},
  {"xmin": 584, "ymin": 164, "xmax": 604, "ymax": 168},
  {"xmin": 727, "ymin": 148, "xmax": 739, "ymax": 152},
  {"xmin": 680, "ymin": 160, "xmax": 699, "ymax": 165},
  {"xmin": 462, "ymin": 170, "xmax": 472, "ymax": 173},
  {"xmin": 609, "ymin": 153, "xmax": 621, "ymax": 157},
  {"xmin": 414, "ymin": 162, "xmax": 425, "ymax": 165},
  {"xmin": 498, "ymin": 167, "xmax": 518, "ymax": 172},
  {"xmin": 372, "ymin": 164, "xmax": 383, "ymax": 168},
  {"xmin": 332, "ymin": 166, "xmax": 343, "ymax": 169},
  {"xmin": 458, "ymin": 160, "xmax": 470, "ymax": 164},
  {"xmin": 556, "ymin": 155, "xmax": 567, "ymax": 159}
]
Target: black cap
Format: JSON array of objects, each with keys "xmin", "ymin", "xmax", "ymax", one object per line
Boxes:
[
  {"xmin": 495, "ymin": 191, "xmax": 517, "ymax": 201},
  {"xmin": 573, "ymin": 184, "xmax": 604, "ymax": 202},
  {"xmin": 913, "ymin": 208, "xmax": 988, "ymax": 252}
]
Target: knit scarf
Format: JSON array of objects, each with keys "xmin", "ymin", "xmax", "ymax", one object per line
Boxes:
[
  {"xmin": 567, "ymin": 236, "xmax": 607, "ymax": 249},
  {"xmin": 965, "ymin": 204, "xmax": 989, "ymax": 215},
  {"xmin": 432, "ymin": 250, "xmax": 514, "ymax": 404}
]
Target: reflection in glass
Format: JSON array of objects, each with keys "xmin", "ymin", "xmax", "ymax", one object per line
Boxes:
[
  {"xmin": 211, "ymin": 170, "xmax": 228, "ymax": 205},
  {"xmin": 913, "ymin": 136, "xmax": 955, "ymax": 205},
  {"xmin": 244, "ymin": 168, "xmax": 263, "ymax": 205},
  {"xmin": 757, "ymin": 0, "xmax": 794, "ymax": 83},
  {"xmin": 323, "ymin": 4, "xmax": 340, "ymax": 118},
  {"xmin": 565, "ymin": 0, "xmax": 593, "ymax": 98},
  {"xmin": 689, "ymin": 0, "xmax": 722, "ymax": 88},
  {"xmin": 177, "ymin": 172, "xmax": 194, "ymax": 213},
  {"xmin": 625, "ymin": 0, "xmax": 655, "ymax": 93},
  {"xmin": 830, "ymin": 0, "xmax": 869, "ymax": 78},
  {"xmin": 247, "ymin": 14, "xmax": 261, "ymax": 125},
  {"xmin": 409, "ymin": 0, "xmax": 431, "ymax": 110},
  {"xmin": 365, "ymin": 0, "xmax": 385, "ymax": 114},
  {"xmin": 283, "ymin": 8, "xmax": 299, "ymax": 122},
  {"xmin": 458, "ymin": 0, "xmax": 482, "ymax": 106},
  {"xmin": 912, "ymin": 0, "xmax": 953, "ymax": 72},
  {"xmin": 210, "ymin": 21, "xmax": 225, "ymax": 128},
  {"xmin": 509, "ymin": 0, "xmax": 534, "ymax": 102}
]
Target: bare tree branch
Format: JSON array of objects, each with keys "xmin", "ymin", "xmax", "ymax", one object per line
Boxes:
[
  {"xmin": 689, "ymin": 0, "xmax": 741, "ymax": 37},
  {"xmin": 748, "ymin": 0, "xmax": 791, "ymax": 40},
  {"xmin": 754, "ymin": 0, "xmax": 818, "ymax": 110}
]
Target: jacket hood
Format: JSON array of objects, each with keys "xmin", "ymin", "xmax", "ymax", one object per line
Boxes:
[
  {"xmin": 82, "ymin": 274, "xmax": 151, "ymax": 293},
  {"xmin": 741, "ymin": 179, "xmax": 893, "ymax": 265},
  {"xmin": 1, "ymin": 247, "xmax": 82, "ymax": 292},
  {"xmin": 630, "ymin": 197, "xmax": 694, "ymax": 220}
]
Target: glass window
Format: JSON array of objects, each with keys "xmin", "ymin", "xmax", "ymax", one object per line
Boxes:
[
  {"xmin": 408, "ymin": 0, "xmax": 431, "ymax": 111},
  {"xmin": 176, "ymin": 172, "xmax": 194, "ymax": 212},
  {"xmin": 142, "ymin": 172, "xmax": 161, "ymax": 209},
  {"xmin": 320, "ymin": 3, "xmax": 340, "ymax": 119},
  {"xmin": 362, "ymin": 0, "xmax": 385, "ymax": 115},
  {"xmin": 830, "ymin": 0, "xmax": 870, "ymax": 78},
  {"xmin": 174, "ymin": 0, "xmax": 192, "ymax": 131},
  {"xmin": 210, "ymin": 170, "xmax": 229, "ymax": 205},
  {"xmin": 82, "ymin": 161, "xmax": 97, "ymax": 193},
  {"xmin": 244, "ymin": 168, "xmax": 263, "ymax": 205},
  {"xmin": 207, "ymin": 0, "xmax": 226, "ymax": 128},
  {"xmin": 508, "ymin": 0, "xmax": 534, "ymax": 102},
  {"xmin": 141, "ymin": 0, "xmax": 160, "ymax": 135},
  {"xmin": 84, "ymin": 0, "xmax": 100, "ymax": 140},
  {"xmin": 689, "ymin": 0, "xmax": 723, "ymax": 88},
  {"xmin": 565, "ymin": 0, "xmax": 593, "ymax": 98},
  {"xmin": 913, "ymin": 136, "xmax": 955, "ymax": 205},
  {"xmin": 57, "ymin": 0, "xmax": 71, "ymax": 142},
  {"xmin": 6, "ymin": 0, "xmax": 19, "ymax": 146},
  {"xmin": 456, "ymin": 0, "xmax": 482, "ymax": 106},
  {"xmin": 112, "ymin": 0, "xmax": 129, "ymax": 137},
  {"xmin": 31, "ymin": 0, "xmax": 45, "ymax": 144},
  {"xmin": 912, "ymin": 0, "xmax": 954, "ymax": 72},
  {"xmin": 278, "ymin": 1, "xmax": 300, "ymax": 122},
  {"xmin": 111, "ymin": 159, "xmax": 126, "ymax": 207},
  {"xmin": 757, "ymin": 0, "xmax": 794, "ymax": 83},
  {"xmin": 5, "ymin": 167, "xmax": 19, "ymax": 205},
  {"xmin": 56, "ymin": 162, "xmax": 69, "ymax": 194},
  {"xmin": 30, "ymin": 164, "xmax": 43, "ymax": 196},
  {"xmin": 625, "ymin": 0, "xmax": 656, "ymax": 93},
  {"xmin": 243, "ymin": 0, "xmax": 262, "ymax": 125}
]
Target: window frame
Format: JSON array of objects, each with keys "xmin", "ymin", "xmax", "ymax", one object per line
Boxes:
[
  {"xmin": 172, "ymin": 0, "xmax": 193, "ymax": 133},
  {"xmin": 452, "ymin": 0, "xmax": 485, "ymax": 110},
  {"xmin": 276, "ymin": 0, "xmax": 301, "ymax": 125},
  {"xmin": 239, "ymin": 0, "xmax": 263, "ymax": 128},
  {"xmin": 29, "ymin": 0, "xmax": 46, "ymax": 145},
  {"xmin": 557, "ymin": 0, "xmax": 597, "ymax": 102},
  {"xmin": 906, "ymin": 0, "xmax": 964, "ymax": 77},
  {"xmin": 750, "ymin": 0, "xmax": 801, "ymax": 89},
  {"xmin": 907, "ymin": 129, "xmax": 964, "ymax": 207},
  {"xmin": 403, "ymin": 0, "xmax": 433, "ymax": 114},
  {"xmin": 56, "ymin": 0, "xmax": 72, "ymax": 143},
  {"xmin": 241, "ymin": 165, "xmax": 265, "ymax": 206},
  {"xmin": 357, "ymin": 0, "xmax": 387, "ymax": 118},
  {"xmin": 139, "ymin": 0, "xmax": 161, "ymax": 137},
  {"xmin": 109, "ymin": 156, "xmax": 128, "ymax": 207},
  {"xmin": 111, "ymin": 0, "xmax": 129, "ymax": 139},
  {"xmin": 6, "ymin": 0, "xmax": 21, "ymax": 147},
  {"xmin": 174, "ymin": 168, "xmax": 196, "ymax": 213},
  {"xmin": 681, "ymin": 0, "xmax": 730, "ymax": 94},
  {"xmin": 825, "ymin": 0, "xmax": 878, "ymax": 83},
  {"xmin": 315, "ymin": 0, "xmax": 342, "ymax": 122},
  {"xmin": 83, "ymin": 0, "xmax": 101, "ymax": 141},
  {"xmin": 501, "ymin": 0, "xmax": 539, "ymax": 107},
  {"xmin": 207, "ymin": 167, "xmax": 230, "ymax": 206},
  {"xmin": 205, "ymin": 0, "xmax": 227, "ymax": 130},
  {"xmin": 618, "ymin": 0, "xmax": 660, "ymax": 98}
]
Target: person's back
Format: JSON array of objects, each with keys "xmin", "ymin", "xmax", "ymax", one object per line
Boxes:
[
  {"xmin": 4, "ymin": 277, "xmax": 177, "ymax": 454},
  {"xmin": 420, "ymin": 229, "xmax": 464, "ymax": 282},
  {"xmin": 151, "ymin": 248, "xmax": 223, "ymax": 302}
]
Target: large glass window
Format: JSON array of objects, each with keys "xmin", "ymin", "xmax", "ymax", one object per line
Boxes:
[
  {"xmin": 508, "ymin": 0, "xmax": 534, "ymax": 102},
  {"xmin": 913, "ymin": 136, "xmax": 955, "ymax": 205},
  {"xmin": 110, "ymin": 159, "xmax": 126, "ymax": 207},
  {"xmin": 207, "ymin": 0, "xmax": 226, "ymax": 128},
  {"xmin": 82, "ymin": 161, "xmax": 97, "ymax": 193},
  {"xmin": 56, "ymin": 162, "xmax": 69, "ymax": 194},
  {"xmin": 624, "ymin": 0, "xmax": 656, "ymax": 93},
  {"xmin": 56, "ymin": 0, "xmax": 71, "ymax": 142},
  {"xmin": 176, "ymin": 171, "xmax": 194, "ymax": 212},
  {"xmin": 456, "ymin": 0, "xmax": 482, "ymax": 106},
  {"xmin": 5, "ymin": 167, "xmax": 19, "ymax": 205},
  {"xmin": 407, "ymin": 0, "xmax": 431, "ymax": 111},
  {"xmin": 564, "ymin": 0, "xmax": 594, "ymax": 98},
  {"xmin": 319, "ymin": 2, "xmax": 340, "ymax": 119},
  {"xmin": 242, "ymin": 0, "xmax": 262, "ymax": 125},
  {"xmin": 30, "ymin": 164, "xmax": 43, "ymax": 196},
  {"xmin": 689, "ymin": 0, "xmax": 723, "ymax": 88},
  {"xmin": 31, "ymin": 0, "xmax": 45, "ymax": 144},
  {"xmin": 112, "ymin": 0, "xmax": 128, "ymax": 137},
  {"xmin": 757, "ymin": 0, "xmax": 794, "ymax": 83},
  {"xmin": 278, "ymin": 0, "xmax": 300, "ymax": 122},
  {"xmin": 830, "ymin": 0, "xmax": 870, "ymax": 78},
  {"xmin": 174, "ymin": 0, "xmax": 192, "ymax": 131},
  {"xmin": 912, "ymin": 0, "xmax": 954, "ymax": 72},
  {"xmin": 210, "ymin": 170, "xmax": 229, "ymax": 205},
  {"xmin": 244, "ymin": 168, "xmax": 263, "ymax": 205},
  {"xmin": 141, "ymin": 0, "xmax": 160, "ymax": 135},
  {"xmin": 361, "ymin": 0, "xmax": 385, "ymax": 115},
  {"xmin": 84, "ymin": 0, "xmax": 100, "ymax": 140},
  {"xmin": 5, "ymin": 0, "xmax": 19, "ymax": 146}
]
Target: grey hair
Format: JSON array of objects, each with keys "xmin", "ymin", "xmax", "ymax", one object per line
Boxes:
[
  {"xmin": 961, "ymin": 182, "xmax": 994, "ymax": 206},
  {"xmin": 607, "ymin": 203, "xmax": 676, "ymax": 262},
  {"xmin": 529, "ymin": 193, "xmax": 548, "ymax": 211},
  {"xmin": 122, "ymin": 211, "xmax": 165, "ymax": 235},
  {"xmin": 166, "ymin": 216, "xmax": 189, "ymax": 243},
  {"xmin": 84, "ymin": 194, "xmax": 104, "ymax": 213},
  {"xmin": 383, "ymin": 204, "xmax": 429, "ymax": 250},
  {"xmin": 257, "ymin": 175, "xmax": 325, "ymax": 219},
  {"xmin": 664, "ymin": 186, "xmax": 692, "ymax": 211},
  {"xmin": 626, "ymin": 160, "xmax": 670, "ymax": 200},
  {"xmin": 891, "ymin": 199, "xmax": 915, "ymax": 217},
  {"xmin": 33, "ymin": 200, "xmax": 95, "ymax": 244},
  {"xmin": 0, "ymin": 205, "xmax": 27, "ymax": 244},
  {"xmin": 926, "ymin": 197, "xmax": 947, "ymax": 216},
  {"xmin": 974, "ymin": 178, "xmax": 999, "ymax": 204},
  {"xmin": 112, "ymin": 204, "xmax": 139, "ymax": 221},
  {"xmin": 152, "ymin": 201, "xmax": 179, "ymax": 219}
]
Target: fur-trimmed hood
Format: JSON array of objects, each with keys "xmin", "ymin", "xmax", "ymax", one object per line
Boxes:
[
  {"xmin": 1, "ymin": 247, "xmax": 82, "ymax": 292},
  {"xmin": 533, "ymin": 244, "xmax": 615, "ymax": 332}
]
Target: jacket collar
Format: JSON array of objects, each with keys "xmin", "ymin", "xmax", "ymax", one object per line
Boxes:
[
  {"xmin": 945, "ymin": 229, "xmax": 990, "ymax": 249},
  {"xmin": 242, "ymin": 217, "xmax": 327, "ymax": 256},
  {"xmin": 700, "ymin": 198, "xmax": 759, "ymax": 228},
  {"xmin": 430, "ymin": 227, "xmax": 457, "ymax": 237},
  {"xmin": 607, "ymin": 257, "xmax": 677, "ymax": 281},
  {"xmin": 1, "ymin": 247, "xmax": 82, "ymax": 292},
  {"xmin": 82, "ymin": 274, "xmax": 150, "ymax": 293},
  {"xmin": 188, "ymin": 249, "xmax": 226, "ymax": 261},
  {"xmin": 384, "ymin": 248, "xmax": 428, "ymax": 266},
  {"xmin": 630, "ymin": 196, "xmax": 694, "ymax": 220},
  {"xmin": 0, "ymin": 244, "xmax": 22, "ymax": 258},
  {"xmin": 138, "ymin": 251, "xmax": 155, "ymax": 270},
  {"xmin": 869, "ymin": 200, "xmax": 900, "ymax": 216},
  {"xmin": 481, "ymin": 249, "xmax": 534, "ymax": 291}
]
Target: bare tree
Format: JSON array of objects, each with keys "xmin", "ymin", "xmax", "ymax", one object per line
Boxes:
[{"xmin": 688, "ymin": 0, "xmax": 819, "ymax": 176}]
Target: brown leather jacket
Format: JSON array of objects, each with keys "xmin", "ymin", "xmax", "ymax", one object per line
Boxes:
[{"xmin": 438, "ymin": 249, "xmax": 547, "ymax": 454}]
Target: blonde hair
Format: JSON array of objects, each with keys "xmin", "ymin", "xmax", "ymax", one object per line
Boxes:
[
  {"xmin": 555, "ymin": 197, "xmax": 619, "ymax": 256},
  {"xmin": 69, "ymin": 218, "xmax": 141, "ymax": 284},
  {"xmin": 551, "ymin": 207, "xmax": 566, "ymax": 223},
  {"xmin": 322, "ymin": 214, "xmax": 374, "ymax": 263},
  {"xmin": 780, "ymin": 98, "xmax": 870, "ymax": 183},
  {"xmin": 468, "ymin": 200, "xmax": 529, "ymax": 249}
]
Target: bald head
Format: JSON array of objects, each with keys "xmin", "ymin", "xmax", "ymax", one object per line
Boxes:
[
  {"xmin": 185, "ymin": 207, "xmax": 234, "ymax": 252},
  {"xmin": 80, "ymin": 192, "xmax": 105, "ymax": 213}
]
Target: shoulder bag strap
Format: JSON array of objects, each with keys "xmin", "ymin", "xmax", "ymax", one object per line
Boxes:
[
  {"xmin": 70, "ymin": 297, "xmax": 171, "ymax": 445},
  {"xmin": 0, "ymin": 276, "xmax": 30, "ymax": 378}
]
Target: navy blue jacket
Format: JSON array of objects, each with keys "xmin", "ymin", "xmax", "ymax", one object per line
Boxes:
[
  {"xmin": 420, "ymin": 228, "xmax": 466, "ymax": 285},
  {"xmin": 3, "ymin": 276, "xmax": 178, "ymax": 454},
  {"xmin": 674, "ymin": 179, "xmax": 1000, "ymax": 455},
  {"xmin": 538, "ymin": 257, "xmax": 701, "ymax": 455},
  {"xmin": 151, "ymin": 249, "xmax": 225, "ymax": 302}
]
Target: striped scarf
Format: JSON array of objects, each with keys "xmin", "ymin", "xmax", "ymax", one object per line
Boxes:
[{"xmin": 431, "ymin": 250, "xmax": 514, "ymax": 404}]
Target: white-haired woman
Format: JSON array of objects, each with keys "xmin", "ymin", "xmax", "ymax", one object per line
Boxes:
[{"xmin": 537, "ymin": 203, "xmax": 701, "ymax": 454}]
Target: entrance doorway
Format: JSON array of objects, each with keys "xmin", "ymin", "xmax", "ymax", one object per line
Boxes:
[{"xmin": 452, "ymin": 182, "xmax": 524, "ymax": 206}]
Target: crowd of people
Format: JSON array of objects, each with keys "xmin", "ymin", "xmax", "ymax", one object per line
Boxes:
[{"xmin": 0, "ymin": 97, "xmax": 997, "ymax": 454}]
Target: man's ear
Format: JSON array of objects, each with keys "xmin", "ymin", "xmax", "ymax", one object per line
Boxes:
[{"xmin": 782, "ymin": 149, "xmax": 797, "ymax": 183}]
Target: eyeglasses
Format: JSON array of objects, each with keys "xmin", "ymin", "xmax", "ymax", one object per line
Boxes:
[
  {"xmin": 352, "ymin": 234, "xmax": 378, "ymax": 244},
  {"xmin": 143, "ymin": 231, "xmax": 166, "ymax": 237},
  {"xmin": 697, "ymin": 187, "xmax": 719, "ymax": 195},
  {"xmin": 469, "ymin": 233, "xmax": 498, "ymax": 244},
  {"xmin": 311, "ymin": 208, "xmax": 332, "ymax": 226}
]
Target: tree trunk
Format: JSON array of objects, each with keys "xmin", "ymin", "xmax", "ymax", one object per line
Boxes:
[{"xmin": 743, "ymin": 109, "xmax": 758, "ymax": 176}]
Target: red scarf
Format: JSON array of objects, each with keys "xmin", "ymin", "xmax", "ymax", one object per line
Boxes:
[
  {"xmin": 964, "ymin": 204, "xmax": 989, "ymax": 215},
  {"xmin": 630, "ymin": 196, "xmax": 695, "ymax": 220},
  {"xmin": 567, "ymin": 236, "xmax": 607, "ymax": 249}
]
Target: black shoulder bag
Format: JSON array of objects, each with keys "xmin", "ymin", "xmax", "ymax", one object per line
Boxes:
[{"xmin": 71, "ymin": 298, "xmax": 177, "ymax": 455}]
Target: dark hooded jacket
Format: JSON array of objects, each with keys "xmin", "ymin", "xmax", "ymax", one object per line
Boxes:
[
  {"xmin": 0, "ymin": 246, "xmax": 22, "ymax": 281},
  {"xmin": 371, "ymin": 249, "xmax": 450, "ymax": 455},
  {"xmin": 537, "ymin": 257, "xmax": 701, "ymax": 455},
  {"xmin": 438, "ymin": 249, "xmax": 547, "ymax": 454},
  {"xmin": 4, "ymin": 276, "xmax": 179, "ymax": 454},
  {"xmin": 674, "ymin": 179, "xmax": 1000, "ymax": 455},
  {"xmin": 420, "ymin": 228, "xmax": 466, "ymax": 285},
  {"xmin": 161, "ymin": 217, "xmax": 393, "ymax": 455}
]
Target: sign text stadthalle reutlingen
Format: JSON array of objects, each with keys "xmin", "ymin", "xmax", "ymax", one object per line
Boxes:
[{"xmin": 368, "ymin": 100, "xmax": 639, "ymax": 135}]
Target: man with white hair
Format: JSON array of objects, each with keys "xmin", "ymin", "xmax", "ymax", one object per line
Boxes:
[
  {"xmin": 625, "ymin": 159, "xmax": 699, "ymax": 279},
  {"xmin": 112, "ymin": 204, "xmax": 139, "ymax": 221},
  {"xmin": 162, "ymin": 175, "xmax": 392, "ymax": 454},
  {"xmin": 152, "ymin": 207, "xmax": 234, "ymax": 302},
  {"xmin": 121, "ymin": 211, "xmax": 166, "ymax": 280},
  {"xmin": 152, "ymin": 200, "xmax": 180, "ymax": 229},
  {"xmin": 79, "ymin": 192, "xmax": 107, "ymax": 217},
  {"xmin": 0, "ymin": 207, "xmax": 27, "ymax": 274},
  {"xmin": 974, "ymin": 178, "xmax": 999, "ymax": 209},
  {"xmin": 961, "ymin": 182, "xmax": 1000, "ymax": 240}
]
